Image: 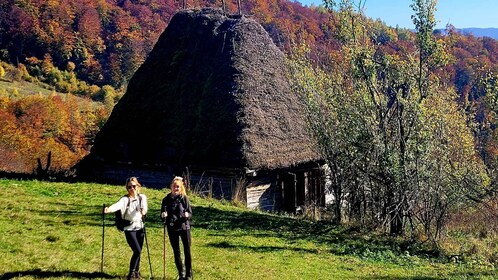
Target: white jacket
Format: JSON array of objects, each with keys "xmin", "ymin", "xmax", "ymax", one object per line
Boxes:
[{"xmin": 108, "ymin": 194, "xmax": 148, "ymax": 231}]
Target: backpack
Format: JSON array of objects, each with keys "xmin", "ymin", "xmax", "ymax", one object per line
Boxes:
[{"xmin": 114, "ymin": 195, "xmax": 142, "ymax": 231}]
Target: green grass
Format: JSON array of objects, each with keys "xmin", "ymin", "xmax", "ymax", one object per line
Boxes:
[
  {"xmin": 0, "ymin": 179, "xmax": 496, "ymax": 279},
  {"xmin": 0, "ymin": 79, "xmax": 54, "ymax": 96},
  {"xmin": 0, "ymin": 78, "xmax": 99, "ymax": 109},
  {"xmin": 0, "ymin": 61, "xmax": 102, "ymax": 109}
]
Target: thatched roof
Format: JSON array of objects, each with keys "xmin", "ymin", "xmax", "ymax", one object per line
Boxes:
[{"xmin": 78, "ymin": 8, "xmax": 320, "ymax": 173}]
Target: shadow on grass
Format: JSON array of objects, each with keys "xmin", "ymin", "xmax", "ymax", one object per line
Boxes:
[
  {"xmin": 0, "ymin": 269, "xmax": 116, "ymax": 279},
  {"xmin": 207, "ymin": 240, "xmax": 319, "ymax": 254},
  {"xmin": 358, "ymin": 270, "xmax": 498, "ymax": 280},
  {"xmin": 191, "ymin": 205, "xmax": 440, "ymax": 260},
  {"xmin": 30, "ymin": 202, "xmax": 164, "ymax": 228},
  {"xmin": 358, "ymin": 277, "xmax": 440, "ymax": 280}
]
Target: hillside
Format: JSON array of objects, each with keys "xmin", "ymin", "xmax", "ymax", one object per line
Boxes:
[
  {"xmin": 0, "ymin": 179, "xmax": 496, "ymax": 279},
  {"xmin": 0, "ymin": 61, "xmax": 111, "ymax": 174},
  {"xmin": 0, "ymin": 0, "xmax": 334, "ymax": 89},
  {"xmin": 2, "ymin": 1, "xmax": 498, "ymax": 171}
]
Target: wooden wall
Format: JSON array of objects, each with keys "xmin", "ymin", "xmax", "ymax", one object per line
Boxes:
[{"xmin": 246, "ymin": 176, "xmax": 282, "ymax": 211}]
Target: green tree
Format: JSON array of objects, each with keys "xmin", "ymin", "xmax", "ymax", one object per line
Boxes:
[
  {"xmin": 293, "ymin": 0, "xmax": 489, "ymax": 241},
  {"xmin": 288, "ymin": 44, "xmax": 367, "ymax": 224}
]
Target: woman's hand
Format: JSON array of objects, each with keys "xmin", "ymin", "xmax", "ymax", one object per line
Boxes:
[
  {"xmin": 103, "ymin": 207, "xmax": 109, "ymax": 214},
  {"xmin": 161, "ymin": 211, "xmax": 168, "ymax": 218},
  {"xmin": 184, "ymin": 212, "xmax": 190, "ymax": 218}
]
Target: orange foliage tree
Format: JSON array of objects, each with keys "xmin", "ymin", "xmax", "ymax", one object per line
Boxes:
[{"xmin": 0, "ymin": 93, "xmax": 108, "ymax": 174}]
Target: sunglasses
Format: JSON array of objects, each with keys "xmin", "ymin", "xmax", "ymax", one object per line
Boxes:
[{"xmin": 127, "ymin": 184, "xmax": 138, "ymax": 189}]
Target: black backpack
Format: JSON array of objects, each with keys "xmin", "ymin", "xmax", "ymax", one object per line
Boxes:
[{"xmin": 114, "ymin": 195, "xmax": 142, "ymax": 231}]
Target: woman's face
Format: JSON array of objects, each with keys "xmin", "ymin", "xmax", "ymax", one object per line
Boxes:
[
  {"xmin": 172, "ymin": 183, "xmax": 181, "ymax": 196},
  {"xmin": 127, "ymin": 182, "xmax": 138, "ymax": 194}
]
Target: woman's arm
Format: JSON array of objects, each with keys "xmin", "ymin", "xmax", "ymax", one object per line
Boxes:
[
  {"xmin": 140, "ymin": 194, "xmax": 148, "ymax": 216},
  {"xmin": 104, "ymin": 196, "xmax": 126, "ymax": 213},
  {"xmin": 160, "ymin": 196, "xmax": 169, "ymax": 219},
  {"xmin": 183, "ymin": 196, "xmax": 192, "ymax": 219}
]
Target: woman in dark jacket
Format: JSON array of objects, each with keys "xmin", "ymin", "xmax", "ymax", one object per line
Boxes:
[{"xmin": 161, "ymin": 176, "xmax": 193, "ymax": 280}]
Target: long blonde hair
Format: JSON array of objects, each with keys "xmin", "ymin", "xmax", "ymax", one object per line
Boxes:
[{"xmin": 170, "ymin": 176, "xmax": 187, "ymax": 196}]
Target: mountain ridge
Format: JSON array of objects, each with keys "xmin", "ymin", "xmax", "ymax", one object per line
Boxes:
[
  {"xmin": 439, "ymin": 27, "xmax": 498, "ymax": 40},
  {"xmin": 458, "ymin": 28, "xmax": 498, "ymax": 39}
]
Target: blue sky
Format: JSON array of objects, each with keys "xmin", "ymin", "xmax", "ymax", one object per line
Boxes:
[{"xmin": 296, "ymin": 0, "xmax": 498, "ymax": 29}]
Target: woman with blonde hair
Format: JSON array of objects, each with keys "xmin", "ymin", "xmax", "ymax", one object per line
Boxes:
[
  {"xmin": 161, "ymin": 176, "xmax": 193, "ymax": 280},
  {"xmin": 104, "ymin": 177, "xmax": 148, "ymax": 280}
]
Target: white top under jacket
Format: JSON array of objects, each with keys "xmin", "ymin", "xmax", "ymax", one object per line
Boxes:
[{"xmin": 108, "ymin": 194, "xmax": 148, "ymax": 231}]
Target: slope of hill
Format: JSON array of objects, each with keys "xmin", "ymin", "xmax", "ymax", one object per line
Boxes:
[
  {"xmin": 0, "ymin": 61, "xmax": 110, "ymax": 174},
  {"xmin": 0, "ymin": 179, "xmax": 496, "ymax": 279}
]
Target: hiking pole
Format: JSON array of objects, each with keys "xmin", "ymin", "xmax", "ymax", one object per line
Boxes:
[
  {"xmin": 101, "ymin": 204, "xmax": 105, "ymax": 278},
  {"xmin": 143, "ymin": 217, "xmax": 153, "ymax": 279},
  {"xmin": 163, "ymin": 207, "xmax": 167, "ymax": 280}
]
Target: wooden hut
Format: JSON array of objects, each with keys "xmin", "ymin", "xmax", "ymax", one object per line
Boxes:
[{"xmin": 76, "ymin": 8, "xmax": 328, "ymax": 212}]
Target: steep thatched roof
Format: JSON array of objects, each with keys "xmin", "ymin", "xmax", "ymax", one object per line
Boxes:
[{"xmin": 78, "ymin": 8, "xmax": 320, "ymax": 173}]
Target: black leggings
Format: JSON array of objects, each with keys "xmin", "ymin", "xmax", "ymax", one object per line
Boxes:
[
  {"xmin": 125, "ymin": 229, "xmax": 145, "ymax": 274},
  {"xmin": 168, "ymin": 229, "xmax": 192, "ymax": 277}
]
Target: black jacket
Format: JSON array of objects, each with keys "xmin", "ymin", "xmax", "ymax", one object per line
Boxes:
[{"xmin": 161, "ymin": 193, "xmax": 192, "ymax": 231}]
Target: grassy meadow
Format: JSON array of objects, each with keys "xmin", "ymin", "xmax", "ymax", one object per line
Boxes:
[{"xmin": 0, "ymin": 178, "xmax": 496, "ymax": 279}]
